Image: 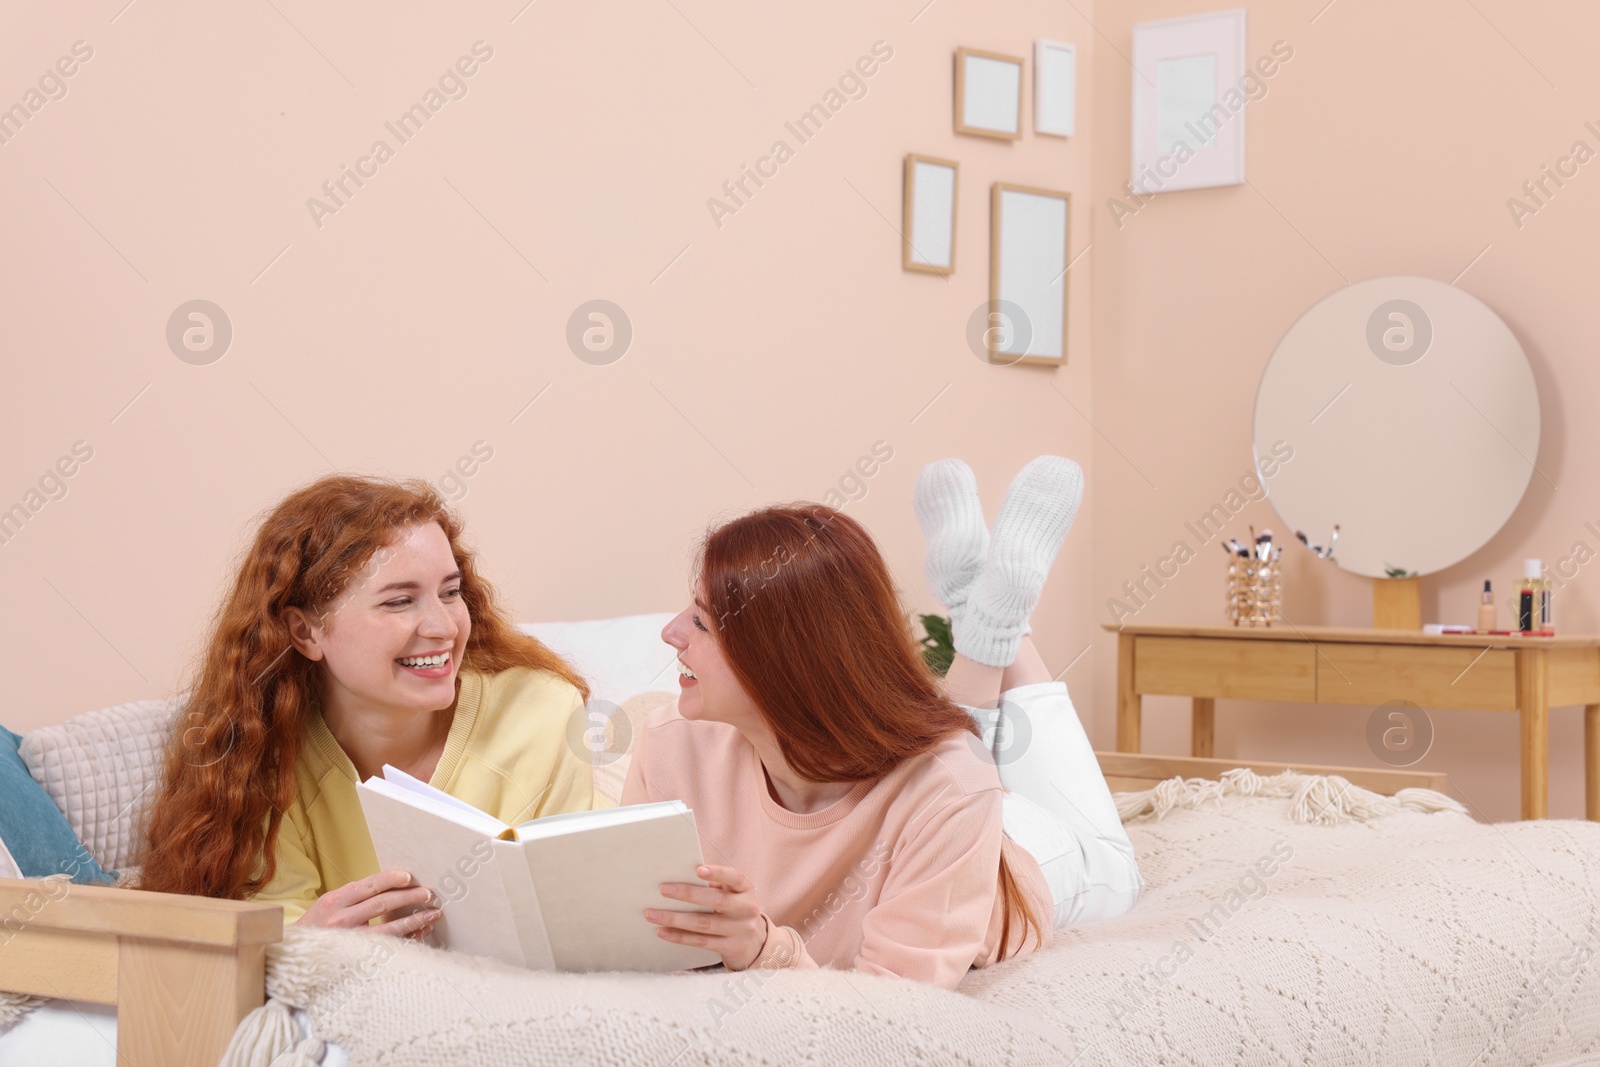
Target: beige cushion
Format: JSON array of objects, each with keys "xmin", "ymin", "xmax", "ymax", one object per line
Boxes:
[
  {"xmin": 590, "ymin": 691, "xmax": 673, "ymax": 805},
  {"xmin": 19, "ymin": 697, "xmax": 182, "ymax": 871}
]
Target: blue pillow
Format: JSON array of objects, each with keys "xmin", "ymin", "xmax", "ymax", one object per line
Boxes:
[{"xmin": 0, "ymin": 725, "xmax": 117, "ymax": 885}]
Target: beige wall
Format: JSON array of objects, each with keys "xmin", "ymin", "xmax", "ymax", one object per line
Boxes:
[
  {"xmin": 1088, "ymin": 0, "xmax": 1600, "ymax": 822},
  {"xmin": 0, "ymin": 3, "xmax": 1097, "ymax": 732},
  {"xmin": 6, "ymin": 0, "xmax": 1590, "ymax": 824}
]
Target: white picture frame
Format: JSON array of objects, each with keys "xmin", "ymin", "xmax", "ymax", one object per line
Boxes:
[
  {"xmin": 1034, "ymin": 40, "xmax": 1076, "ymax": 137},
  {"xmin": 988, "ymin": 182, "xmax": 1069, "ymax": 366},
  {"xmin": 902, "ymin": 154, "xmax": 958, "ymax": 275},
  {"xmin": 954, "ymin": 47, "xmax": 1023, "ymax": 140},
  {"xmin": 1130, "ymin": 9, "xmax": 1246, "ymax": 194}
]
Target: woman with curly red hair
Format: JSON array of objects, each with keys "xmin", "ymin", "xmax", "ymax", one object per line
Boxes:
[
  {"xmin": 135, "ymin": 476, "xmax": 594, "ymax": 938},
  {"xmin": 625, "ymin": 457, "xmax": 1142, "ymax": 988}
]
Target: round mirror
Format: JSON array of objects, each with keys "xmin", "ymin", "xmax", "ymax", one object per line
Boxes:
[{"xmin": 1253, "ymin": 275, "xmax": 1541, "ymax": 579}]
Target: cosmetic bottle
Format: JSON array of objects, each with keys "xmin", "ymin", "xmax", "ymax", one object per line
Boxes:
[
  {"xmin": 1539, "ymin": 570, "xmax": 1554, "ymax": 635},
  {"xmin": 1477, "ymin": 580, "xmax": 1495, "ymax": 633},
  {"xmin": 1519, "ymin": 560, "xmax": 1540, "ymax": 632}
]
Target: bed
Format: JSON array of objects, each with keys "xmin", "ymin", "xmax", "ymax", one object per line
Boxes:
[{"xmin": 1, "ymin": 614, "xmax": 1595, "ymax": 1066}]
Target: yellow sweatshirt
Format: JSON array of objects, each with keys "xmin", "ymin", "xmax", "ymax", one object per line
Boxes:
[{"xmin": 252, "ymin": 666, "xmax": 601, "ymax": 923}]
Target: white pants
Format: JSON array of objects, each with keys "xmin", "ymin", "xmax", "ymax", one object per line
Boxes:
[{"xmin": 963, "ymin": 681, "xmax": 1144, "ymax": 931}]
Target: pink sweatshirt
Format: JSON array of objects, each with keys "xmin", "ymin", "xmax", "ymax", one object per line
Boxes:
[{"xmin": 621, "ymin": 700, "xmax": 1054, "ymax": 989}]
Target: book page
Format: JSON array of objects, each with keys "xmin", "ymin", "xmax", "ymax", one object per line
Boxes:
[
  {"xmin": 514, "ymin": 799, "xmax": 689, "ymax": 840},
  {"xmin": 365, "ymin": 765, "xmax": 511, "ymax": 839}
]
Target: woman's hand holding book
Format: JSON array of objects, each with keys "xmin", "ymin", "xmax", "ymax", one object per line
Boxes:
[
  {"xmin": 296, "ymin": 868, "xmax": 442, "ymax": 939},
  {"xmin": 647, "ymin": 864, "xmax": 769, "ymax": 971}
]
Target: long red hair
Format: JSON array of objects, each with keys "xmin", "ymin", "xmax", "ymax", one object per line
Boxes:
[
  {"xmin": 700, "ymin": 503, "xmax": 1044, "ymax": 958},
  {"xmin": 135, "ymin": 476, "xmax": 587, "ymax": 902}
]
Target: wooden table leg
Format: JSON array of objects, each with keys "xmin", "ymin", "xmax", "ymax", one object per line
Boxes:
[
  {"xmin": 1192, "ymin": 698, "xmax": 1215, "ymax": 758},
  {"xmin": 1115, "ymin": 631, "xmax": 1140, "ymax": 753},
  {"xmin": 1586, "ymin": 703, "xmax": 1600, "ymax": 822},
  {"xmin": 1517, "ymin": 648, "xmax": 1549, "ymax": 820}
]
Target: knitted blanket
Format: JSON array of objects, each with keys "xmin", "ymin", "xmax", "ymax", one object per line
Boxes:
[{"xmin": 220, "ymin": 772, "xmax": 1600, "ymax": 1067}]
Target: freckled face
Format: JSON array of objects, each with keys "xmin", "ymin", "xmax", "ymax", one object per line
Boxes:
[{"xmin": 306, "ymin": 522, "xmax": 471, "ymax": 716}]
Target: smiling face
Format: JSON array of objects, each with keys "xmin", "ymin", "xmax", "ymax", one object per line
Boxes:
[
  {"xmin": 286, "ymin": 521, "xmax": 472, "ymax": 719},
  {"xmin": 660, "ymin": 585, "xmax": 762, "ymax": 730}
]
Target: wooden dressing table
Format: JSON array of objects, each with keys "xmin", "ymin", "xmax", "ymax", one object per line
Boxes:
[{"xmin": 1105, "ymin": 622, "xmax": 1600, "ymax": 821}]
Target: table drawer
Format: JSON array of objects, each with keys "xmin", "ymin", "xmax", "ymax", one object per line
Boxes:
[
  {"xmin": 1315, "ymin": 644, "xmax": 1516, "ymax": 710},
  {"xmin": 1134, "ymin": 636, "xmax": 1315, "ymax": 700}
]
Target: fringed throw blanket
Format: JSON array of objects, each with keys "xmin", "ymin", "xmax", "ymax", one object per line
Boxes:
[{"xmin": 218, "ymin": 772, "xmax": 1600, "ymax": 1066}]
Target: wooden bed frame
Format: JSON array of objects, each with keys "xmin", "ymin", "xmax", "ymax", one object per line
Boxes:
[
  {"xmin": 0, "ymin": 753, "xmax": 1448, "ymax": 1067},
  {"xmin": 0, "ymin": 878, "xmax": 280, "ymax": 1066},
  {"xmin": 1095, "ymin": 750, "xmax": 1449, "ymax": 797}
]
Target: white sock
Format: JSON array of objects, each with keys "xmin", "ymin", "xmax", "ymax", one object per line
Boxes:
[
  {"xmin": 913, "ymin": 459, "xmax": 989, "ymax": 625},
  {"xmin": 956, "ymin": 456, "xmax": 1083, "ymax": 667}
]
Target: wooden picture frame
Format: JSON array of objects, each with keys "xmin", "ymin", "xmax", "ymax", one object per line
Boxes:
[
  {"xmin": 1034, "ymin": 40, "xmax": 1077, "ymax": 137},
  {"xmin": 954, "ymin": 47, "xmax": 1023, "ymax": 140},
  {"xmin": 901, "ymin": 154, "xmax": 958, "ymax": 275},
  {"xmin": 987, "ymin": 182, "xmax": 1070, "ymax": 365},
  {"xmin": 1131, "ymin": 8, "xmax": 1247, "ymax": 193}
]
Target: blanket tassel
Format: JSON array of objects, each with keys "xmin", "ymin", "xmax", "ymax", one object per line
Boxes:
[
  {"xmin": 1115, "ymin": 768, "xmax": 1468, "ymax": 824},
  {"xmin": 219, "ymin": 999, "xmax": 325, "ymax": 1067}
]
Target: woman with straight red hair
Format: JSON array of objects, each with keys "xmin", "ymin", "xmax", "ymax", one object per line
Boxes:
[
  {"xmin": 625, "ymin": 456, "xmax": 1142, "ymax": 988},
  {"xmin": 136, "ymin": 476, "xmax": 596, "ymax": 937}
]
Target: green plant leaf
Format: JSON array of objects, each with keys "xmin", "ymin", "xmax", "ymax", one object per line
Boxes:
[{"xmin": 918, "ymin": 612, "xmax": 954, "ymax": 676}]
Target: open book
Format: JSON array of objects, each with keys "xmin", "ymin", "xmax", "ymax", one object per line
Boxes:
[{"xmin": 355, "ymin": 766, "xmax": 720, "ymax": 972}]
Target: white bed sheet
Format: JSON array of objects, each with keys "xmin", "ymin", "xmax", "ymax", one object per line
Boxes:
[{"xmin": 0, "ymin": 999, "xmax": 349, "ymax": 1066}]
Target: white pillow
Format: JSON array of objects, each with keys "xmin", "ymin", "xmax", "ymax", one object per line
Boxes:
[
  {"xmin": 19, "ymin": 697, "xmax": 183, "ymax": 872},
  {"xmin": 0, "ymin": 834, "xmax": 20, "ymax": 879},
  {"xmin": 519, "ymin": 613, "xmax": 679, "ymax": 709}
]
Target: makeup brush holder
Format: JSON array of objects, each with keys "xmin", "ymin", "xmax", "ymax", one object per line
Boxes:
[{"xmin": 1226, "ymin": 556, "xmax": 1282, "ymax": 627}]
